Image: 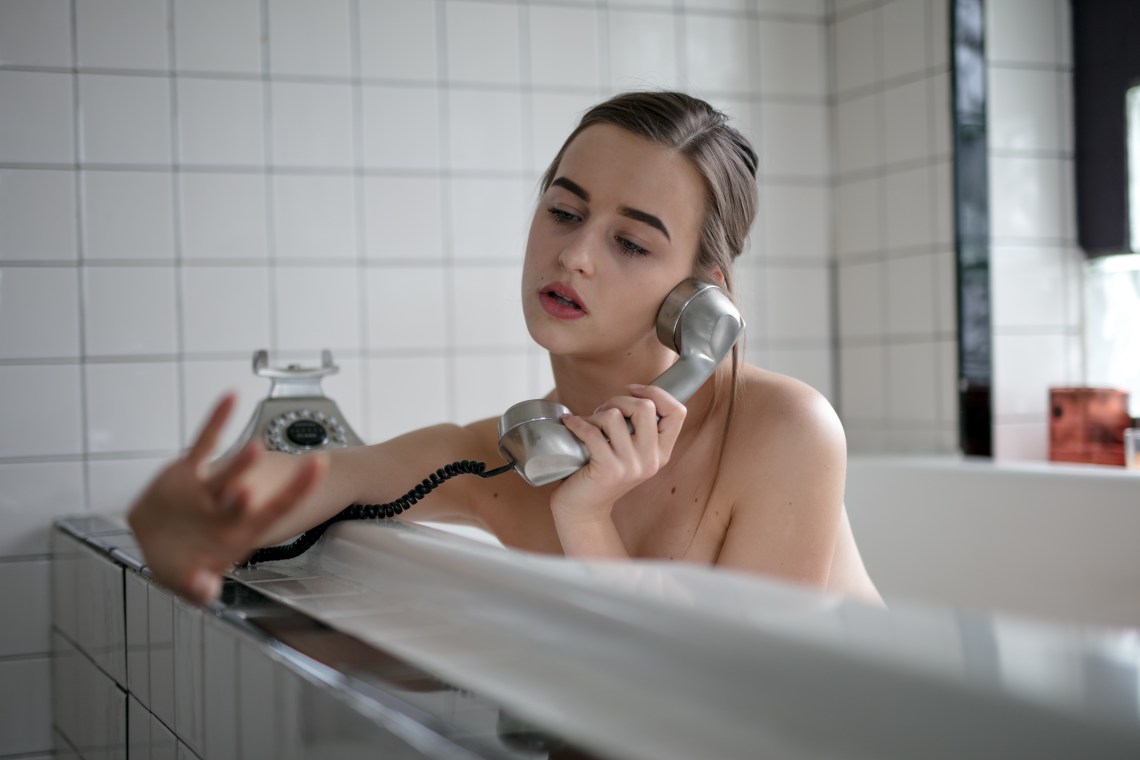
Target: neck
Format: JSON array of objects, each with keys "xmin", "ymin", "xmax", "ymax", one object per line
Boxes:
[{"xmin": 545, "ymin": 341, "xmax": 724, "ymax": 430}]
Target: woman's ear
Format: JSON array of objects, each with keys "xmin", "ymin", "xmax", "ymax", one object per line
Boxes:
[{"xmin": 707, "ymin": 268, "xmax": 726, "ymax": 287}]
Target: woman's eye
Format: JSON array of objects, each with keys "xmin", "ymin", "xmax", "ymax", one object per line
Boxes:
[
  {"xmin": 617, "ymin": 237, "xmax": 649, "ymax": 256},
  {"xmin": 547, "ymin": 207, "xmax": 578, "ymax": 224}
]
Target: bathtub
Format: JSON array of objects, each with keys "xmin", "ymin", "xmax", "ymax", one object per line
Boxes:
[
  {"xmin": 226, "ymin": 513, "xmax": 1140, "ymax": 759},
  {"xmin": 844, "ymin": 455, "xmax": 1140, "ymax": 628}
]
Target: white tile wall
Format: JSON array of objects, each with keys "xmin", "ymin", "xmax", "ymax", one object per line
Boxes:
[
  {"xmin": 987, "ymin": 0, "xmax": 1082, "ymax": 460},
  {"xmin": 832, "ymin": 0, "xmax": 958, "ymax": 454},
  {"xmin": 0, "ymin": 1, "xmax": 996, "ymax": 752}
]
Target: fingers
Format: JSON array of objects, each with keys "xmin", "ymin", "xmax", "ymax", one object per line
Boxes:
[
  {"xmin": 204, "ymin": 440, "xmax": 261, "ymax": 501},
  {"xmin": 241, "ymin": 453, "xmax": 328, "ymax": 538},
  {"xmin": 187, "ymin": 392, "xmax": 237, "ymax": 466}
]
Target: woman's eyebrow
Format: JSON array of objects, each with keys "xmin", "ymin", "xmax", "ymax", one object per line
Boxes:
[{"xmin": 551, "ymin": 176, "xmax": 671, "ymax": 241}]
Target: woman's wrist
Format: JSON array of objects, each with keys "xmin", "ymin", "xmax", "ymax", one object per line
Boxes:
[{"xmin": 550, "ymin": 501, "xmax": 629, "ymax": 559}]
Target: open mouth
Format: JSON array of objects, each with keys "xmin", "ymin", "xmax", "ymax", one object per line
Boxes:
[{"xmin": 540, "ymin": 285, "xmax": 587, "ymax": 318}]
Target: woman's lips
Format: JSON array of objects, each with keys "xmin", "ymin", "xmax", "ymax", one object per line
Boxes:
[{"xmin": 539, "ymin": 284, "xmax": 587, "ymax": 320}]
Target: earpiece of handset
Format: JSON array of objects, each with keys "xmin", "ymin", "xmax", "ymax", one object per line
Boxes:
[{"xmin": 498, "ymin": 278, "xmax": 744, "ymax": 487}]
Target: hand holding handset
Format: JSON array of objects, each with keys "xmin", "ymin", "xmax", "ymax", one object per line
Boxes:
[{"xmin": 497, "ymin": 278, "xmax": 745, "ymax": 486}]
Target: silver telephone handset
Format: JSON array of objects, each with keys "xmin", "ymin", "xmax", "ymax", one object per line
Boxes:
[{"xmin": 497, "ymin": 278, "xmax": 745, "ymax": 486}]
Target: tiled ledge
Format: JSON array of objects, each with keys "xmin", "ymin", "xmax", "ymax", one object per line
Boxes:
[{"xmin": 52, "ymin": 514, "xmax": 601, "ymax": 760}]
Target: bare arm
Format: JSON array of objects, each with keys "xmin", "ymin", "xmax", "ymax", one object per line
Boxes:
[{"xmin": 128, "ymin": 393, "xmax": 490, "ymax": 604}]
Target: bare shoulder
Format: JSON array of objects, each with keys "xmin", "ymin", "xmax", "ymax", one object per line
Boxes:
[
  {"xmin": 714, "ymin": 364, "xmax": 847, "ymax": 584},
  {"xmin": 723, "ymin": 364, "xmax": 846, "ymax": 477}
]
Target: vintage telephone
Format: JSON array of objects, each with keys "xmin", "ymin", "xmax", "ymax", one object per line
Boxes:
[{"xmin": 246, "ymin": 278, "xmax": 744, "ymax": 564}]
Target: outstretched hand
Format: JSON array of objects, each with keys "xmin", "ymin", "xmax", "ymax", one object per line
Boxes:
[{"xmin": 127, "ymin": 392, "xmax": 327, "ymax": 605}]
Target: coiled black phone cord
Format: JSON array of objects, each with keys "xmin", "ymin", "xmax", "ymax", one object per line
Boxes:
[{"xmin": 242, "ymin": 459, "xmax": 514, "ymax": 566}]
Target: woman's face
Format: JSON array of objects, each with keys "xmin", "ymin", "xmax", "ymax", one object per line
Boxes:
[{"xmin": 522, "ymin": 123, "xmax": 708, "ymax": 360}]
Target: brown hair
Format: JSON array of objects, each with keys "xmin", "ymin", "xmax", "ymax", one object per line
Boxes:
[{"xmin": 539, "ymin": 90, "xmax": 759, "ymax": 295}]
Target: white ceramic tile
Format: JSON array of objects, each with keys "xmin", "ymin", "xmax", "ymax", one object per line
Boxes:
[
  {"xmin": 529, "ymin": 4, "xmax": 600, "ymax": 89},
  {"xmin": 76, "ymin": 0, "xmax": 169, "ymax": 70},
  {"xmin": 835, "ymin": 177, "xmax": 881, "ymax": 256},
  {"xmin": 273, "ymin": 266, "xmax": 361, "ymax": 352},
  {"xmin": 148, "ymin": 582, "xmax": 175, "ymax": 728},
  {"xmin": 358, "ymin": 0, "xmax": 437, "ymax": 81},
  {"xmin": 451, "ymin": 265, "xmax": 529, "ymax": 349},
  {"xmin": 683, "ymin": 14, "xmax": 753, "ymax": 94},
  {"xmin": 936, "ymin": 338, "xmax": 957, "ymax": 426},
  {"xmin": 177, "ymin": 78, "xmax": 265, "ymax": 167},
  {"xmin": 361, "ymin": 85, "xmax": 440, "ymax": 170},
  {"xmin": 0, "ymin": 170, "xmax": 77, "ymax": 261},
  {"xmin": 993, "ymin": 420, "xmax": 1049, "ymax": 461},
  {"xmin": 0, "ymin": 0, "xmax": 72, "ymax": 67},
  {"xmin": 152, "ymin": 711, "xmax": 178, "ymax": 759},
  {"xmin": 0, "ymin": 71, "xmax": 75, "ymax": 163},
  {"xmin": 268, "ymin": 0, "xmax": 351, "ymax": 77},
  {"xmin": 833, "ymin": 8, "xmax": 876, "ymax": 95},
  {"xmin": 880, "ymin": 0, "xmax": 927, "ymax": 81},
  {"xmin": 932, "ymin": 249, "xmax": 956, "ymax": 334},
  {"xmin": 0, "ymin": 658, "xmax": 52, "ymax": 756},
  {"xmin": 1054, "ymin": 0, "xmax": 1071, "ymax": 66},
  {"xmin": 928, "ymin": 0, "xmax": 950, "ymax": 69},
  {"xmin": 78, "ymin": 74, "xmax": 173, "ymax": 165},
  {"xmin": 884, "ymin": 165, "xmax": 933, "ymax": 250},
  {"xmin": 986, "ymin": 0, "xmax": 1057, "ymax": 65},
  {"xmin": 835, "ymin": 93, "xmax": 879, "ymax": 176},
  {"xmin": 756, "ymin": 0, "xmax": 827, "ymax": 16},
  {"xmin": 758, "ymin": 102, "xmax": 829, "ymax": 178},
  {"xmin": 173, "ymin": 0, "xmax": 263, "ymax": 74},
  {"xmin": 0, "ymin": 364, "xmax": 82, "ymax": 458},
  {"xmin": 447, "ymin": 88, "xmax": 525, "ymax": 172},
  {"xmin": 988, "ymin": 68, "xmax": 1063, "ymax": 153},
  {"xmin": 270, "ymin": 81, "xmax": 353, "ymax": 168},
  {"xmin": 837, "ymin": 259, "xmax": 883, "ymax": 338},
  {"xmin": 202, "ymin": 617, "xmax": 238, "ymax": 760},
  {"xmin": 733, "ymin": 264, "xmax": 766, "ymax": 345},
  {"xmin": 684, "ymin": 0, "xmax": 751, "ymax": 10},
  {"xmin": 760, "ymin": 184, "xmax": 829, "ymax": 261},
  {"xmin": 989, "ymin": 155, "xmax": 1064, "ymax": 241},
  {"xmin": 886, "ymin": 253, "xmax": 936, "ymax": 337},
  {"xmin": 128, "ymin": 695, "xmax": 151, "ymax": 758},
  {"xmin": 180, "ymin": 359, "xmax": 272, "ymax": 452},
  {"xmin": 124, "ymin": 570, "xmax": 150, "ymax": 704},
  {"xmin": 608, "ymin": 9, "xmax": 679, "ymax": 91},
  {"xmin": 882, "ymin": 79, "xmax": 931, "ymax": 165},
  {"xmin": 992, "ymin": 332, "xmax": 1072, "ymax": 418},
  {"xmin": 367, "ymin": 355, "xmax": 448, "ymax": 441},
  {"xmin": 0, "ymin": 267, "xmax": 78, "ymax": 359},
  {"xmin": 0, "ymin": 560, "xmax": 50, "ymax": 656},
  {"xmin": 455, "ymin": 352, "xmax": 531, "ymax": 425},
  {"xmin": 173, "ymin": 598, "xmax": 204, "ymax": 754},
  {"xmin": 84, "ymin": 362, "xmax": 180, "ymax": 453},
  {"xmin": 445, "ymin": 1, "xmax": 520, "ymax": 85},
  {"xmin": 930, "ymin": 160, "xmax": 953, "ymax": 246},
  {"xmin": 362, "ymin": 176, "xmax": 444, "ymax": 261},
  {"xmin": 765, "ymin": 347, "xmax": 833, "ymax": 400},
  {"xmin": 757, "ymin": 20, "xmax": 826, "ymax": 97},
  {"xmin": 87, "ymin": 456, "xmax": 167, "ymax": 515},
  {"xmin": 238, "ymin": 638, "xmax": 277, "ymax": 759},
  {"xmin": 271, "ymin": 174, "xmax": 357, "ymax": 260},
  {"xmin": 0, "ymin": 462, "xmax": 83, "ymax": 556},
  {"xmin": 839, "ymin": 343, "xmax": 887, "ymax": 421},
  {"xmin": 83, "ymin": 266, "xmax": 177, "ymax": 355},
  {"xmin": 365, "ymin": 267, "xmax": 446, "ymax": 351},
  {"xmin": 990, "ymin": 245, "xmax": 1069, "ymax": 330},
  {"xmin": 529, "ymin": 90, "xmax": 597, "ymax": 173},
  {"xmin": 179, "ymin": 173, "xmax": 269, "ymax": 260},
  {"xmin": 844, "ymin": 424, "xmax": 889, "ymax": 454},
  {"xmin": 764, "ymin": 265, "xmax": 830, "ymax": 342},
  {"xmin": 81, "ymin": 170, "xmax": 175, "ymax": 260},
  {"xmin": 448, "ymin": 177, "xmax": 531, "ymax": 262},
  {"xmin": 181, "ymin": 266, "xmax": 271, "ymax": 352},
  {"xmin": 929, "ymin": 71, "xmax": 951, "ymax": 157}
]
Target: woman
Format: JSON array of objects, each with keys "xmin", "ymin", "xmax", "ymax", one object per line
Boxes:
[{"xmin": 129, "ymin": 91, "xmax": 883, "ymax": 607}]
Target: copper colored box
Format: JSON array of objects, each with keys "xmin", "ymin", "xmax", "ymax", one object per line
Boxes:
[{"xmin": 1049, "ymin": 387, "xmax": 1132, "ymax": 466}]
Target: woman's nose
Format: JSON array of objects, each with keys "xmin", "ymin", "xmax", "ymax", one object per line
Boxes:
[{"xmin": 558, "ymin": 229, "xmax": 596, "ymax": 275}]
